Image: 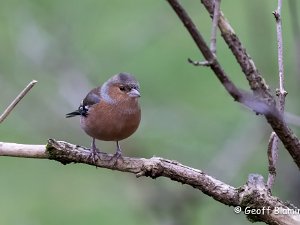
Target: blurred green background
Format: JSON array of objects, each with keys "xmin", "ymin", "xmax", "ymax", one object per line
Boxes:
[{"xmin": 1, "ymin": 0, "xmax": 300, "ymax": 224}]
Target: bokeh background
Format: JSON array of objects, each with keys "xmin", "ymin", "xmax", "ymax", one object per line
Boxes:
[{"xmin": 1, "ymin": 0, "xmax": 300, "ymax": 224}]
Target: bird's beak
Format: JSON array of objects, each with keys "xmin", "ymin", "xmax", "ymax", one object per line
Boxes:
[{"xmin": 128, "ymin": 88, "xmax": 141, "ymax": 97}]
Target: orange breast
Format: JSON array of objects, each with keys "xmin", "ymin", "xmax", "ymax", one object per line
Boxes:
[{"xmin": 80, "ymin": 99, "xmax": 141, "ymax": 141}]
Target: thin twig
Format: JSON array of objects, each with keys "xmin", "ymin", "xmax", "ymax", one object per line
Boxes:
[
  {"xmin": 273, "ymin": 0, "xmax": 287, "ymax": 111},
  {"xmin": 187, "ymin": 58, "xmax": 212, "ymax": 66},
  {"xmin": 200, "ymin": 0, "xmax": 273, "ymax": 101},
  {"xmin": 210, "ymin": 0, "xmax": 220, "ymax": 55},
  {"xmin": 267, "ymin": 0, "xmax": 286, "ymax": 190},
  {"xmin": 166, "ymin": 0, "xmax": 242, "ymax": 103},
  {"xmin": 0, "ymin": 80, "xmax": 38, "ymax": 123},
  {"xmin": 267, "ymin": 132, "xmax": 279, "ymax": 190},
  {"xmin": 187, "ymin": 0, "xmax": 220, "ymax": 67},
  {"xmin": 168, "ymin": 0, "xmax": 276, "ymax": 118}
]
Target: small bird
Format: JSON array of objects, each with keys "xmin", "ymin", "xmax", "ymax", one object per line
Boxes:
[{"xmin": 66, "ymin": 72, "xmax": 141, "ymax": 163}]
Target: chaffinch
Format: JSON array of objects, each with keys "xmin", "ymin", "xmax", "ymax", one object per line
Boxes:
[{"xmin": 66, "ymin": 72, "xmax": 141, "ymax": 162}]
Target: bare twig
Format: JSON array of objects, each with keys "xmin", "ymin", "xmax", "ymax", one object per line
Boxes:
[
  {"xmin": 187, "ymin": 58, "xmax": 212, "ymax": 66},
  {"xmin": 188, "ymin": 0, "xmax": 220, "ymax": 66},
  {"xmin": 267, "ymin": 0, "xmax": 286, "ymax": 191},
  {"xmin": 200, "ymin": 0, "xmax": 273, "ymax": 101},
  {"xmin": 0, "ymin": 142, "xmax": 46, "ymax": 158},
  {"xmin": 0, "ymin": 139, "xmax": 299, "ymax": 224},
  {"xmin": 273, "ymin": 0, "xmax": 287, "ymax": 112},
  {"xmin": 166, "ymin": 0, "xmax": 245, "ymax": 104},
  {"xmin": 210, "ymin": 0, "xmax": 220, "ymax": 54},
  {"xmin": 267, "ymin": 132, "xmax": 279, "ymax": 190},
  {"xmin": 168, "ymin": 0, "xmax": 300, "ymax": 169},
  {"xmin": 0, "ymin": 80, "xmax": 38, "ymax": 123},
  {"xmin": 168, "ymin": 0, "xmax": 275, "ymax": 118}
]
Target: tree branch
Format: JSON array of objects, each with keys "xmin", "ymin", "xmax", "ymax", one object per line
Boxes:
[
  {"xmin": 273, "ymin": 0, "xmax": 286, "ymax": 112},
  {"xmin": 0, "ymin": 80, "xmax": 37, "ymax": 123},
  {"xmin": 267, "ymin": 0, "xmax": 286, "ymax": 190},
  {"xmin": 198, "ymin": 0, "xmax": 300, "ymax": 168},
  {"xmin": 0, "ymin": 139, "xmax": 299, "ymax": 224},
  {"xmin": 166, "ymin": 0, "xmax": 300, "ymax": 169},
  {"xmin": 267, "ymin": 132, "xmax": 279, "ymax": 190},
  {"xmin": 200, "ymin": 0, "xmax": 273, "ymax": 101},
  {"xmin": 210, "ymin": 0, "xmax": 220, "ymax": 55},
  {"xmin": 167, "ymin": 0, "xmax": 265, "ymax": 111}
]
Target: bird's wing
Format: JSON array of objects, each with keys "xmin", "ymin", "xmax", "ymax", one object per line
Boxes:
[
  {"xmin": 66, "ymin": 87, "xmax": 101, "ymax": 118},
  {"xmin": 82, "ymin": 87, "xmax": 101, "ymax": 107}
]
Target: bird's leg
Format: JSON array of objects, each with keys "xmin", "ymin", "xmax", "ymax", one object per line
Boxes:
[
  {"xmin": 109, "ymin": 141, "xmax": 123, "ymax": 164},
  {"xmin": 88, "ymin": 138, "xmax": 101, "ymax": 165},
  {"xmin": 115, "ymin": 141, "xmax": 122, "ymax": 157}
]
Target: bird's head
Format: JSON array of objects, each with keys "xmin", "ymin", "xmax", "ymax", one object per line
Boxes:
[{"xmin": 101, "ymin": 72, "xmax": 141, "ymax": 103}]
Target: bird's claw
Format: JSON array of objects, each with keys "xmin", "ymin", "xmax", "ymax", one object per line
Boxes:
[
  {"xmin": 88, "ymin": 148, "xmax": 101, "ymax": 167},
  {"xmin": 109, "ymin": 151, "xmax": 123, "ymax": 166}
]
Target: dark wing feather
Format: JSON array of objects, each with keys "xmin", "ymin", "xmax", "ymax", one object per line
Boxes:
[
  {"xmin": 66, "ymin": 86, "xmax": 101, "ymax": 118},
  {"xmin": 82, "ymin": 87, "xmax": 101, "ymax": 107}
]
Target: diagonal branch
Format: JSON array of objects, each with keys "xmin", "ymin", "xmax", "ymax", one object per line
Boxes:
[
  {"xmin": 200, "ymin": 0, "xmax": 273, "ymax": 102},
  {"xmin": 0, "ymin": 80, "xmax": 38, "ymax": 123},
  {"xmin": 166, "ymin": 0, "xmax": 300, "ymax": 169},
  {"xmin": 0, "ymin": 139, "xmax": 299, "ymax": 224},
  {"xmin": 198, "ymin": 0, "xmax": 300, "ymax": 167},
  {"xmin": 167, "ymin": 0, "xmax": 258, "ymax": 109}
]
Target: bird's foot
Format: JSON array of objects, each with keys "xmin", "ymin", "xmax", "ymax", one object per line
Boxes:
[
  {"xmin": 109, "ymin": 148, "xmax": 123, "ymax": 166},
  {"xmin": 88, "ymin": 138, "xmax": 104, "ymax": 167},
  {"xmin": 88, "ymin": 147, "xmax": 102, "ymax": 167}
]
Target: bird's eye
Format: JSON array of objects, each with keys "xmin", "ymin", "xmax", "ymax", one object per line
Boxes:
[
  {"xmin": 119, "ymin": 86, "xmax": 126, "ymax": 91},
  {"xmin": 79, "ymin": 105, "xmax": 88, "ymax": 111}
]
